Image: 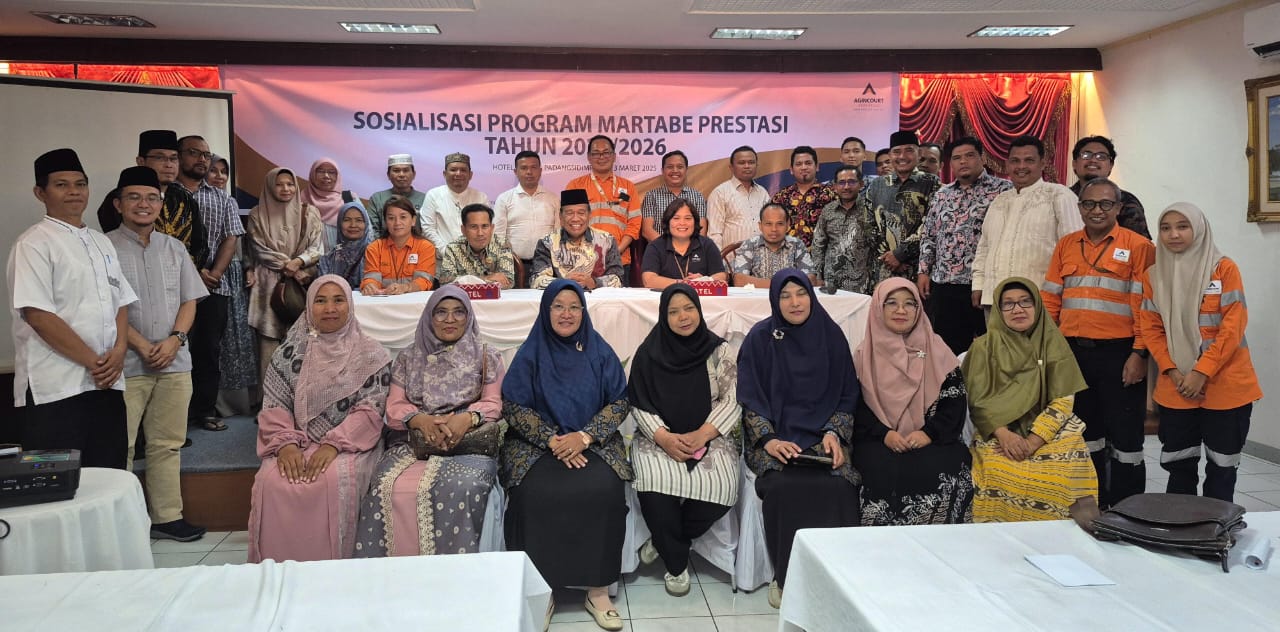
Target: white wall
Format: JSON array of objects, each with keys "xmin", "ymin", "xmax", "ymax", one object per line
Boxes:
[{"xmin": 1083, "ymin": 1, "xmax": 1280, "ymax": 455}]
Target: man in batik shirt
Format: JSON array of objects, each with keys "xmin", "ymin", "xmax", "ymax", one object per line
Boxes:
[
  {"xmin": 770, "ymin": 146, "xmax": 835, "ymax": 248},
  {"xmin": 731, "ymin": 203, "xmax": 817, "ymax": 287},
  {"xmin": 438, "ymin": 203, "xmax": 517, "ymax": 289},
  {"xmin": 917, "ymin": 136, "xmax": 1012, "ymax": 353},
  {"xmin": 812, "ymin": 165, "xmax": 868, "ymax": 293},
  {"xmin": 529, "ymin": 189, "xmax": 624, "ymax": 289},
  {"xmin": 854, "ymin": 129, "xmax": 940, "ymax": 291}
]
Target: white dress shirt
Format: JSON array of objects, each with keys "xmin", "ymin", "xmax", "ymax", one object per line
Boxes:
[
  {"xmin": 422, "ymin": 185, "xmax": 490, "ymax": 256},
  {"xmin": 970, "ymin": 178, "xmax": 1083, "ymax": 305},
  {"xmin": 8, "ymin": 216, "xmax": 138, "ymax": 406},
  {"xmin": 706, "ymin": 177, "xmax": 770, "ymax": 249},
  {"xmin": 493, "ymin": 184, "xmax": 560, "ymax": 261}
]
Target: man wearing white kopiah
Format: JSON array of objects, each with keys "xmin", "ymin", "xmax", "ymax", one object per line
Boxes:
[
  {"xmin": 422, "ymin": 152, "xmax": 490, "ymax": 263},
  {"xmin": 367, "ymin": 153, "xmax": 426, "ymax": 236},
  {"xmin": 9, "ymin": 148, "xmax": 137, "ymax": 469}
]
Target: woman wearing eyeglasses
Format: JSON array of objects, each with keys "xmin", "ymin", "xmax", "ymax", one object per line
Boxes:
[
  {"xmin": 500, "ymin": 279, "xmax": 631, "ymax": 630},
  {"xmin": 963, "ymin": 277, "xmax": 1097, "ymax": 522},
  {"xmin": 354, "ymin": 286, "xmax": 505, "ymax": 558}
]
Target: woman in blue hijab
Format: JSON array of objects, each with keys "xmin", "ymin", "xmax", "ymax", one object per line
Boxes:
[
  {"xmin": 500, "ymin": 278, "xmax": 632, "ymax": 630},
  {"xmin": 318, "ymin": 200, "xmax": 371, "ymax": 289},
  {"xmin": 738, "ymin": 268, "xmax": 862, "ymax": 608}
]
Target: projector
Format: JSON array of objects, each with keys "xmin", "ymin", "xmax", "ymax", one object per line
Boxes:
[{"xmin": 0, "ymin": 449, "xmax": 82, "ymax": 508}]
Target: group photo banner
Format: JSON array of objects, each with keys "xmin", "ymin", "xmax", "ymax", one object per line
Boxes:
[{"xmin": 222, "ymin": 66, "xmax": 900, "ymax": 203}]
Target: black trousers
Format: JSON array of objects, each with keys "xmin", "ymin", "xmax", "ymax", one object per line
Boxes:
[
  {"xmin": 188, "ymin": 293, "xmax": 228, "ymax": 420},
  {"xmin": 1158, "ymin": 403, "xmax": 1252, "ymax": 502},
  {"xmin": 755, "ymin": 467, "xmax": 859, "ymax": 587},
  {"xmin": 22, "ymin": 388, "xmax": 127, "ymax": 469},
  {"xmin": 637, "ymin": 491, "xmax": 731, "ymax": 576},
  {"xmin": 926, "ymin": 282, "xmax": 985, "ymax": 355},
  {"xmin": 1070, "ymin": 339, "xmax": 1147, "ymax": 508}
]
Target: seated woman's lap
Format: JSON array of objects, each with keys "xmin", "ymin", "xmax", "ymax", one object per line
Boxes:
[{"xmin": 387, "ymin": 454, "xmax": 497, "ymax": 556}]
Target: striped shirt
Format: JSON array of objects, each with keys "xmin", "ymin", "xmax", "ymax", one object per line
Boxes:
[
  {"xmin": 706, "ymin": 178, "xmax": 770, "ymax": 249},
  {"xmin": 1042, "ymin": 225, "xmax": 1154, "ymax": 342},
  {"xmin": 970, "ymin": 179, "xmax": 1083, "ymax": 305},
  {"xmin": 630, "ymin": 343, "xmax": 742, "ymax": 506},
  {"xmin": 640, "ymin": 186, "xmax": 708, "ymax": 237},
  {"xmin": 566, "ymin": 173, "xmax": 642, "ymax": 265},
  {"xmin": 182, "ymin": 179, "xmax": 245, "ymax": 295}
]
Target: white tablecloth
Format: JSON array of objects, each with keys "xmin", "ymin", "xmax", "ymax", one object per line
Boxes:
[
  {"xmin": 780, "ymin": 512, "xmax": 1280, "ymax": 632},
  {"xmin": 0, "ymin": 467, "xmax": 153, "ymax": 575},
  {"xmin": 0, "ymin": 551, "xmax": 551, "ymax": 631},
  {"xmin": 355, "ymin": 287, "xmax": 871, "ymax": 366}
]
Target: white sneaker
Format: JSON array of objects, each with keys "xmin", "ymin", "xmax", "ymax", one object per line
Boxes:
[
  {"xmin": 639, "ymin": 539, "xmax": 659, "ymax": 565},
  {"xmin": 664, "ymin": 568, "xmax": 691, "ymax": 596},
  {"xmin": 768, "ymin": 580, "xmax": 782, "ymax": 609}
]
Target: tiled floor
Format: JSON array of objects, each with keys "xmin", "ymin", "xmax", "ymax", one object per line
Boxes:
[{"xmin": 149, "ymin": 437, "xmax": 1279, "ymax": 631}]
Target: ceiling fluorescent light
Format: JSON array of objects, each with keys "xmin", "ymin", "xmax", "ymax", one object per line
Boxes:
[
  {"xmin": 711, "ymin": 28, "xmax": 805, "ymax": 41},
  {"xmin": 969, "ymin": 25, "xmax": 1071, "ymax": 38},
  {"xmin": 32, "ymin": 12, "xmax": 154, "ymax": 28},
  {"xmin": 340, "ymin": 22, "xmax": 441, "ymax": 35}
]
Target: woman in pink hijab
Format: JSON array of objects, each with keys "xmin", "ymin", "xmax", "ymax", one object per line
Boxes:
[
  {"xmin": 852, "ymin": 277, "xmax": 974, "ymax": 525},
  {"xmin": 301, "ymin": 158, "xmax": 368, "ymax": 250},
  {"xmin": 248, "ymin": 275, "xmax": 391, "ymax": 562}
]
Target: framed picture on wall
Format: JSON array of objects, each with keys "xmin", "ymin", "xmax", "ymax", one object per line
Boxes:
[{"xmin": 1246, "ymin": 72, "xmax": 1280, "ymax": 222}]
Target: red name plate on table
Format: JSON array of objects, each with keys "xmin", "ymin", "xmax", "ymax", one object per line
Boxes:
[
  {"xmin": 456, "ymin": 282, "xmax": 501, "ymax": 300},
  {"xmin": 688, "ymin": 279, "xmax": 728, "ymax": 297}
]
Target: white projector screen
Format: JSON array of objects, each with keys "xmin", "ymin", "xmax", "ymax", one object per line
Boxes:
[{"xmin": 0, "ymin": 75, "xmax": 234, "ymax": 372}]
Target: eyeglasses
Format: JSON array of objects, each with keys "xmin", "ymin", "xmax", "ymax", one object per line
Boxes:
[
  {"xmin": 999, "ymin": 298, "xmax": 1036, "ymax": 312},
  {"xmin": 550, "ymin": 304, "xmax": 583, "ymax": 314},
  {"xmin": 122, "ymin": 193, "xmax": 163, "ymax": 204},
  {"xmin": 431, "ymin": 307, "xmax": 467, "ymax": 322},
  {"xmin": 1077, "ymin": 151, "xmax": 1112, "ymax": 162},
  {"xmin": 835, "ymin": 179, "xmax": 861, "ymax": 187},
  {"xmin": 883, "ymin": 299, "xmax": 919, "ymax": 312},
  {"xmin": 182, "ymin": 149, "xmax": 213, "ymax": 161},
  {"xmin": 145, "ymin": 153, "xmax": 179, "ymax": 163},
  {"xmin": 1078, "ymin": 199, "xmax": 1118, "ymax": 212},
  {"xmin": 315, "ymin": 169, "xmax": 338, "ymax": 177}
]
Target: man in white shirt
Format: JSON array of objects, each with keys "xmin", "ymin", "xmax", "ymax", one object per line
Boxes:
[
  {"xmin": 423, "ymin": 152, "xmax": 490, "ymax": 261},
  {"xmin": 493, "ymin": 150, "xmax": 558, "ymax": 285},
  {"xmin": 970, "ymin": 135, "xmax": 1083, "ymax": 307},
  {"xmin": 106, "ymin": 166, "xmax": 209, "ymax": 541},
  {"xmin": 8, "ymin": 148, "xmax": 138, "ymax": 469},
  {"xmin": 706, "ymin": 145, "xmax": 770, "ymax": 250}
]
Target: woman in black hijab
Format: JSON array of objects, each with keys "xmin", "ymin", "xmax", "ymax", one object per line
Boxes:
[{"xmin": 628, "ymin": 284, "xmax": 742, "ymax": 597}]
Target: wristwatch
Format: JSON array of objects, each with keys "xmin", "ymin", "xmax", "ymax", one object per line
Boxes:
[
  {"xmin": 1131, "ymin": 348, "xmax": 1149, "ymax": 359},
  {"xmin": 469, "ymin": 410, "xmax": 483, "ymax": 428},
  {"xmin": 170, "ymin": 331, "xmax": 188, "ymax": 346}
]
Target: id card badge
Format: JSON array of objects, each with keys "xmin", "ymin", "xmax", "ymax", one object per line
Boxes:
[
  {"xmin": 1205, "ymin": 280, "xmax": 1222, "ymax": 295},
  {"xmin": 1112, "ymin": 248, "xmax": 1131, "ymax": 263},
  {"xmin": 408, "ymin": 253, "xmax": 419, "ymax": 264}
]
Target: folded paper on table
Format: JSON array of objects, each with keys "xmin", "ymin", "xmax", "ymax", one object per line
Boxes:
[
  {"xmin": 1025, "ymin": 554, "xmax": 1116, "ymax": 587},
  {"xmin": 1228, "ymin": 529, "xmax": 1274, "ymax": 571}
]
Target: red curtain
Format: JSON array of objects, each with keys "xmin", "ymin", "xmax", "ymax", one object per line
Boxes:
[
  {"xmin": 4, "ymin": 63, "xmax": 75, "ymax": 79},
  {"xmin": 900, "ymin": 73, "xmax": 1072, "ymax": 183},
  {"xmin": 77, "ymin": 65, "xmax": 221, "ymax": 89}
]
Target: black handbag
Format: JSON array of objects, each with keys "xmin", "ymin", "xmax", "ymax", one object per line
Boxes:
[
  {"xmin": 409, "ymin": 419, "xmax": 500, "ymax": 459},
  {"xmin": 1091, "ymin": 493, "xmax": 1246, "ymax": 572}
]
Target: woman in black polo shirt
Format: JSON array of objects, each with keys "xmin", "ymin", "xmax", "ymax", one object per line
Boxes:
[{"xmin": 641, "ymin": 198, "xmax": 727, "ymax": 289}]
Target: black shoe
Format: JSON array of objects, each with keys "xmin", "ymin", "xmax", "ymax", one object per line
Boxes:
[
  {"xmin": 151, "ymin": 519, "xmax": 208, "ymax": 542},
  {"xmin": 182, "ymin": 438, "xmax": 193, "ymax": 448}
]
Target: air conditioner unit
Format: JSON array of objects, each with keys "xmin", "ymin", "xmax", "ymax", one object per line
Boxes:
[{"xmin": 1244, "ymin": 3, "xmax": 1280, "ymax": 58}]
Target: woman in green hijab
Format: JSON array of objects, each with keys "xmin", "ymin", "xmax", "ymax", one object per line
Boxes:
[{"xmin": 962, "ymin": 277, "xmax": 1097, "ymax": 522}]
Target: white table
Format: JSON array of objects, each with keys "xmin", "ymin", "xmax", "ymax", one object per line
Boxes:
[
  {"xmin": 0, "ymin": 467, "xmax": 153, "ymax": 575},
  {"xmin": 355, "ymin": 287, "xmax": 871, "ymax": 366},
  {"xmin": 781, "ymin": 512, "xmax": 1280, "ymax": 632},
  {"xmin": 0, "ymin": 551, "xmax": 551, "ymax": 631}
]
